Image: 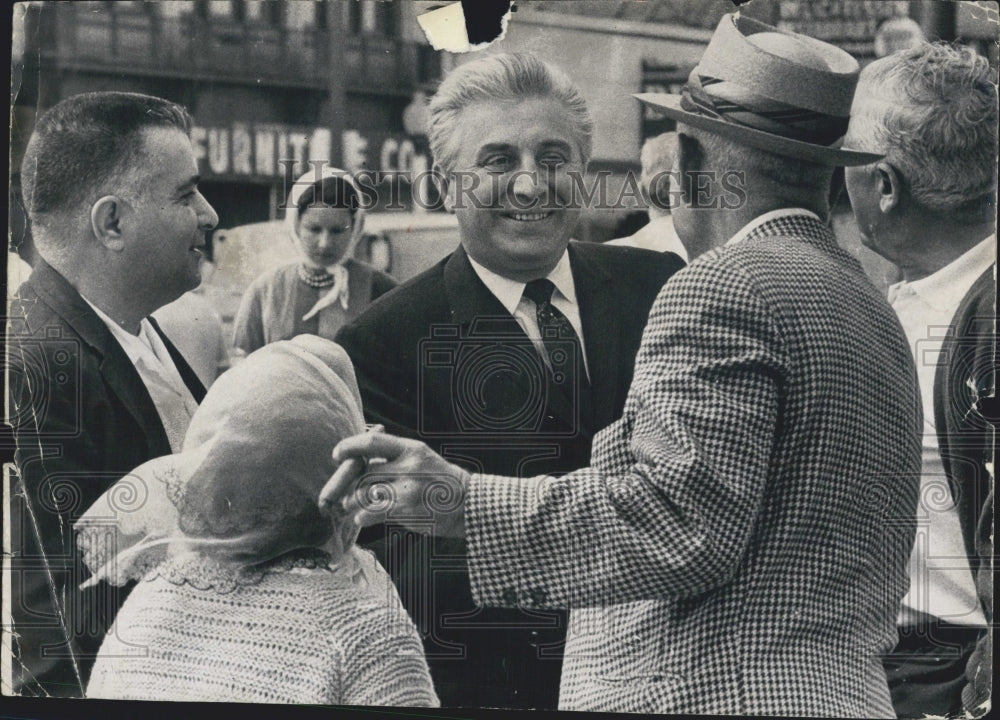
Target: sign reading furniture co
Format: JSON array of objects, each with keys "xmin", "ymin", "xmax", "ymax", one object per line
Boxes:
[{"xmin": 190, "ymin": 123, "xmax": 430, "ymax": 180}]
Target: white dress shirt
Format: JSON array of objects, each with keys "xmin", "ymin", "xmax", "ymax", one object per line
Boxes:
[
  {"xmin": 607, "ymin": 214, "xmax": 689, "ymax": 261},
  {"xmin": 888, "ymin": 234, "xmax": 995, "ymax": 627},
  {"xmin": 83, "ymin": 298, "xmax": 199, "ymax": 453},
  {"xmin": 467, "ymin": 250, "xmax": 590, "ymax": 380}
]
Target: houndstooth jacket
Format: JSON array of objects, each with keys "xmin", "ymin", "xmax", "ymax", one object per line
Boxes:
[{"xmin": 465, "ymin": 213, "xmax": 923, "ymax": 716}]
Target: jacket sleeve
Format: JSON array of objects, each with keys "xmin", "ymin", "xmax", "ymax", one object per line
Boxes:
[
  {"xmin": 942, "ymin": 271, "xmax": 998, "ymax": 718},
  {"xmin": 961, "ymin": 486, "xmax": 993, "ymax": 716},
  {"xmin": 370, "ymin": 269, "xmax": 399, "ymax": 301},
  {"xmin": 335, "ymin": 310, "xmax": 424, "ymax": 440},
  {"xmin": 466, "ymin": 257, "xmax": 787, "ymax": 608},
  {"xmin": 7, "ymin": 336, "xmax": 104, "ymax": 697}
]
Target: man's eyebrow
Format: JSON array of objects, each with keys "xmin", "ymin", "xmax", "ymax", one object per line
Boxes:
[
  {"xmin": 538, "ymin": 140, "xmax": 573, "ymax": 153},
  {"xmin": 476, "ymin": 143, "xmax": 515, "ymax": 156},
  {"xmin": 175, "ymin": 176, "xmax": 200, "ymax": 193}
]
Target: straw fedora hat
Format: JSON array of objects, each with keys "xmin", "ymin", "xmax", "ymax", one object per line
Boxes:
[{"xmin": 635, "ymin": 14, "xmax": 881, "ymax": 166}]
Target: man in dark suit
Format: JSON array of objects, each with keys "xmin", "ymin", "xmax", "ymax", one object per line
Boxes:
[
  {"xmin": 328, "ymin": 16, "xmax": 924, "ymax": 716},
  {"xmin": 335, "ymin": 53, "xmax": 683, "ymax": 709},
  {"xmin": 843, "ymin": 42, "xmax": 996, "ymax": 719},
  {"xmin": 7, "ymin": 91, "xmax": 218, "ymax": 696}
]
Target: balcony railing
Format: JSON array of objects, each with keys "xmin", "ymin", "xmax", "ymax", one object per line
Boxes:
[
  {"xmin": 49, "ymin": 10, "xmax": 330, "ymax": 87},
  {"xmin": 40, "ymin": 7, "xmax": 431, "ymax": 92}
]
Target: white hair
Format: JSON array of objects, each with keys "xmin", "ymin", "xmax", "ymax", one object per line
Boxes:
[
  {"xmin": 850, "ymin": 42, "xmax": 997, "ymax": 213},
  {"xmin": 640, "ymin": 132, "xmax": 678, "ymax": 207},
  {"xmin": 427, "ymin": 53, "xmax": 593, "ymax": 174},
  {"xmin": 690, "ymin": 126, "xmax": 831, "ymax": 194}
]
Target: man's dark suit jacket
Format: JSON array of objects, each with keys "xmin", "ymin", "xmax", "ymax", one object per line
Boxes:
[
  {"xmin": 6, "ymin": 260, "xmax": 206, "ymax": 697},
  {"xmin": 335, "ymin": 240, "xmax": 683, "ymax": 709},
  {"xmin": 934, "ymin": 265, "xmax": 996, "ymax": 716}
]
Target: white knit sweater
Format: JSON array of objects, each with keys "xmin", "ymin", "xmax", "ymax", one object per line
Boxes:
[{"xmin": 86, "ymin": 548, "xmax": 439, "ymax": 706}]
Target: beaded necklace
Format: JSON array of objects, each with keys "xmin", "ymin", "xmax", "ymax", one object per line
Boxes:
[{"xmin": 297, "ymin": 264, "xmax": 337, "ymax": 289}]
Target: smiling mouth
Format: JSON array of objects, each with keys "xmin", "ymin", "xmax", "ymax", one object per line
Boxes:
[{"xmin": 504, "ymin": 211, "xmax": 553, "ymax": 222}]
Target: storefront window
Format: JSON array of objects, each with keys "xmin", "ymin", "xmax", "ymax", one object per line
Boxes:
[
  {"xmin": 208, "ymin": 0, "xmax": 233, "ymax": 18},
  {"xmin": 159, "ymin": 1, "xmax": 195, "ymax": 18},
  {"xmin": 373, "ymin": 1, "xmax": 396, "ymax": 36},
  {"xmin": 345, "ymin": 0, "xmax": 396, "ymax": 36},
  {"xmin": 286, "ymin": 0, "xmax": 315, "ymax": 30},
  {"xmin": 245, "ymin": 0, "xmax": 264, "ymax": 22},
  {"xmin": 361, "ymin": 0, "xmax": 376, "ymax": 33}
]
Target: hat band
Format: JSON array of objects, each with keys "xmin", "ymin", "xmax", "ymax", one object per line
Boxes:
[{"xmin": 679, "ymin": 73, "xmax": 849, "ymax": 147}]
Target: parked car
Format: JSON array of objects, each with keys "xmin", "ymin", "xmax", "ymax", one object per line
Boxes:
[{"xmin": 202, "ymin": 210, "xmax": 460, "ymax": 337}]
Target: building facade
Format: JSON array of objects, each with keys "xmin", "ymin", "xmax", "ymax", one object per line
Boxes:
[
  {"xmin": 10, "ymin": 1, "xmax": 997, "ymax": 254},
  {"xmin": 11, "ymin": 0, "xmax": 443, "ymax": 258}
]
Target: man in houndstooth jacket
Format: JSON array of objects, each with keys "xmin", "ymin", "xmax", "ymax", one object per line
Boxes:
[{"xmin": 327, "ymin": 15, "xmax": 924, "ymax": 716}]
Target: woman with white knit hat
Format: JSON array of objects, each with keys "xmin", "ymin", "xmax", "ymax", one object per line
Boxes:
[
  {"xmin": 232, "ymin": 168, "xmax": 397, "ymax": 354},
  {"xmin": 78, "ymin": 335, "xmax": 438, "ymax": 706}
]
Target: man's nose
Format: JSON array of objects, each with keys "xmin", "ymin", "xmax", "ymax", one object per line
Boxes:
[
  {"xmin": 198, "ymin": 195, "xmax": 219, "ymax": 230},
  {"xmin": 511, "ymin": 164, "xmax": 543, "ymax": 201}
]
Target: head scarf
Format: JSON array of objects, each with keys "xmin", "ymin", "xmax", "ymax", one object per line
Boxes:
[
  {"xmin": 75, "ymin": 335, "xmax": 366, "ymax": 592},
  {"xmin": 286, "ymin": 167, "xmax": 367, "ymax": 322}
]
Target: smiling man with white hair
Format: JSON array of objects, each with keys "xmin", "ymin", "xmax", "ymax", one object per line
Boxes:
[
  {"xmin": 843, "ymin": 42, "xmax": 997, "ymax": 719},
  {"xmin": 328, "ymin": 14, "xmax": 924, "ymax": 716},
  {"xmin": 335, "ymin": 52, "xmax": 683, "ymax": 710}
]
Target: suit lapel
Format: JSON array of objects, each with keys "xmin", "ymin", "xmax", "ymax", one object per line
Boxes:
[
  {"xmin": 569, "ymin": 243, "xmax": 622, "ymax": 430},
  {"xmin": 28, "ymin": 262, "xmax": 173, "ymax": 458},
  {"xmin": 444, "ymin": 246, "xmax": 521, "ymax": 329},
  {"xmin": 444, "ymin": 247, "xmax": 580, "ymax": 433},
  {"xmin": 147, "ymin": 315, "xmax": 207, "ymax": 402},
  {"xmin": 932, "ymin": 264, "xmax": 995, "ymax": 558}
]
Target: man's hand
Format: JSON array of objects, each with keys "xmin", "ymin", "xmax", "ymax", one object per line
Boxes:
[{"xmin": 320, "ymin": 433, "xmax": 471, "ymax": 538}]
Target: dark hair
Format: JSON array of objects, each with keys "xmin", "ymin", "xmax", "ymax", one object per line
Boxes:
[
  {"xmin": 294, "ymin": 176, "xmax": 360, "ymax": 217},
  {"xmin": 20, "ymin": 91, "xmax": 193, "ymax": 226}
]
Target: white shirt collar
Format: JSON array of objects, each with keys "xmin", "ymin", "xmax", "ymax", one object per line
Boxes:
[
  {"xmin": 81, "ymin": 296, "xmax": 155, "ymax": 363},
  {"xmin": 888, "ymin": 234, "xmax": 996, "ymax": 312},
  {"xmin": 726, "ymin": 208, "xmax": 822, "ymax": 246},
  {"xmin": 467, "ymin": 249, "xmax": 577, "ymax": 314},
  {"xmin": 80, "ymin": 296, "xmax": 187, "ymax": 389}
]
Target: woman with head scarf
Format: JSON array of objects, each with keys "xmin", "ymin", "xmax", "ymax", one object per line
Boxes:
[
  {"xmin": 232, "ymin": 169, "xmax": 397, "ymax": 354},
  {"xmin": 77, "ymin": 335, "xmax": 438, "ymax": 706}
]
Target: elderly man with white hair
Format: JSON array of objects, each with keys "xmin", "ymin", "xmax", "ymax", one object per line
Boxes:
[
  {"xmin": 608, "ymin": 131, "xmax": 688, "ymax": 259},
  {"xmin": 328, "ymin": 14, "xmax": 924, "ymax": 716},
  {"xmin": 843, "ymin": 42, "xmax": 996, "ymax": 719}
]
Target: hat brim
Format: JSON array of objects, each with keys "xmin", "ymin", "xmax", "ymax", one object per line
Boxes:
[{"xmin": 635, "ymin": 93, "xmax": 882, "ymax": 167}]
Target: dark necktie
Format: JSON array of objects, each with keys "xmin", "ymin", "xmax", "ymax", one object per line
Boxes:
[{"xmin": 522, "ymin": 278, "xmax": 588, "ymax": 387}]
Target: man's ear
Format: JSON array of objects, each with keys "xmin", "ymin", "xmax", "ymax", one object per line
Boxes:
[
  {"xmin": 874, "ymin": 161, "xmax": 903, "ymax": 215},
  {"xmin": 675, "ymin": 132, "xmax": 702, "ymax": 205},
  {"xmin": 432, "ymin": 162, "xmax": 454, "ymax": 213},
  {"xmin": 90, "ymin": 195, "xmax": 126, "ymax": 251}
]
